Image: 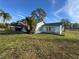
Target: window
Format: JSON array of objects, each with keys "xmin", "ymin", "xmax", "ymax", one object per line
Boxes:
[
  {"xmin": 49, "ymin": 26, "xmax": 51, "ymax": 31},
  {"xmin": 46, "ymin": 26, "xmax": 51, "ymax": 32},
  {"xmin": 46, "ymin": 26, "xmax": 49, "ymax": 31}
]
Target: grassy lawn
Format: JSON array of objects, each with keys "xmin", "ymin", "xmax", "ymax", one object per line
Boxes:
[{"xmin": 0, "ymin": 30, "xmax": 79, "ymax": 59}]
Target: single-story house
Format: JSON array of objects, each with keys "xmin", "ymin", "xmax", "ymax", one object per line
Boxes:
[
  {"xmin": 10, "ymin": 23, "xmax": 27, "ymax": 32},
  {"xmin": 11, "ymin": 21, "xmax": 64, "ymax": 35},
  {"xmin": 35, "ymin": 21, "xmax": 64, "ymax": 35}
]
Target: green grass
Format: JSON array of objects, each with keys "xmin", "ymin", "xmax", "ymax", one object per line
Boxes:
[{"xmin": 0, "ymin": 30, "xmax": 79, "ymax": 59}]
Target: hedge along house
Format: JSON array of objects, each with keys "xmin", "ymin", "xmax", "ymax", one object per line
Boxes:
[{"xmin": 35, "ymin": 21, "xmax": 64, "ymax": 35}]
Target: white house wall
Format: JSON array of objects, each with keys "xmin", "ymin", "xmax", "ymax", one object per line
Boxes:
[
  {"xmin": 42, "ymin": 25, "xmax": 62, "ymax": 34},
  {"xmin": 35, "ymin": 21, "xmax": 44, "ymax": 33},
  {"xmin": 59, "ymin": 25, "xmax": 62, "ymax": 34},
  {"xmin": 60, "ymin": 25, "xmax": 64, "ymax": 34},
  {"xmin": 54, "ymin": 26, "xmax": 60, "ymax": 34}
]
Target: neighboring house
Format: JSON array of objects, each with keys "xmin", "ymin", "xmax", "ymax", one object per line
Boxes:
[
  {"xmin": 11, "ymin": 21, "xmax": 64, "ymax": 35},
  {"xmin": 11, "ymin": 23, "xmax": 27, "ymax": 32},
  {"xmin": 35, "ymin": 21, "xmax": 64, "ymax": 35}
]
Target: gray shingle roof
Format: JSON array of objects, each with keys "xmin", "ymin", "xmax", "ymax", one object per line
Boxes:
[{"xmin": 44, "ymin": 22, "xmax": 63, "ymax": 26}]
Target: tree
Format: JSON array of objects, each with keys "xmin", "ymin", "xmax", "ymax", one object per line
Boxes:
[
  {"xmin": 0, "ymin": 9, "xmax": 11, "ymax": 23},
  {"xmin": 20, "ymin": 16, "xmax": 36, "ymax": 34},
  {"xmin": 31, "ymin": 8, "xmax": 46, "ymax": 23},
  {"xmin": 61, "ymin": 19, "xmax": 71, "ymax": 29},
  {"xmin": 25, "ymin": 16, "xmax": 36, "ymax": 34},
  {"xmin": 73, "ymin": 23, "xmax": 79, "ymax": 29}
]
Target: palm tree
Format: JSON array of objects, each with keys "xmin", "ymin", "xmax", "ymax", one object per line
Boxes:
[
  {"xmin": 25, "ymin": 16, "xmax": 36, "ymax": 34},
  {"xmin": 31, "ymin": 8, "xmax": 46, "ymax": 22},
  {"xmin": 0, "ymin": 9, "xmax": 11, "ymax": 24},
  {"xmin": 20, "ymin": 16, "xmax": 36, "ymax": 34}
]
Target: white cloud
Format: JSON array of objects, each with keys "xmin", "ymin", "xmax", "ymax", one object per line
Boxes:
[
  {"xmin": 17, "ymin": 12, "xmax": 26, "ymax": 18},
  {"xmin": 53, "ymin": 0, "xmax": 67, "ymax": 19},
  {"xmin": 18, "ymin": 14, "xmax": 25, "ymax": 18},
  {"xmin": 52, "ymin": 0, "xmax": 79, "ymax": 22},
  {"xmin": 54, "ymin": 6, "xmax": 66, "ymax": 18},
  {"xmin": 67, "ymin": 0, "xmax": 79, "ymax": 19}
]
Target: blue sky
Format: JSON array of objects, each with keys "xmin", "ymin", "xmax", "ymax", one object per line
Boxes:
[{"xmin": 0, "ymin": 0, "xmax": 79, "ymax": 23}]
